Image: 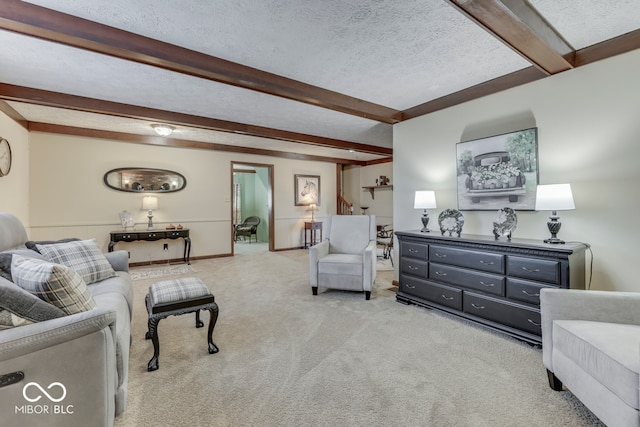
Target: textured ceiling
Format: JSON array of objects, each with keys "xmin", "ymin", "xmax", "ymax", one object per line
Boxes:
[{"xmin": 1, "ymin": 0, "xmax": 639, "ymax": 163}]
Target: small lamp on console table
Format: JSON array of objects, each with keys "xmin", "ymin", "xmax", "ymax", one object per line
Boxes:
[
  {"xmin": 414, "ymin": 190, "xmax": 437, "ymax": 232},
  {"xmin": 535, "ymin": 184, "xmax": 575, "ymax": 244},
  {"xmin": 307, "ymin": 203, "xmax": 318, "ymax": 222},
  {"xmin": 142, "ymin": 195, "xmax": 158, "ymax": 231}
]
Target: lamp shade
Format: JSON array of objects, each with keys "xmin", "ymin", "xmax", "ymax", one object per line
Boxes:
[
  {"xmin": 142, "ymin": 195, "xmax": 158, "ymax": 211},
  {"xmin": 414, "ymin": 191, "xmax": 437, "ymax": 209},
  {"xmin": 535, "ymin": 184, "xmax": 575, "ymax": 211}
]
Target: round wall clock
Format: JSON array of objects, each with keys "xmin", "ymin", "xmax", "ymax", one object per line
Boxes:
[{"xmin": 0, "ymin": 138, "xmax": 11, "ymax": 177}]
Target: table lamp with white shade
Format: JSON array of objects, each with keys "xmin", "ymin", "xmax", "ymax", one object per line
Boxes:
[
  {"xmin": 414, "ymin": 190, "xmax": 437, "ymax": 232},
  {"xmin": 535, "ymin": 184, "xmax": 575, "ymax": 244}
]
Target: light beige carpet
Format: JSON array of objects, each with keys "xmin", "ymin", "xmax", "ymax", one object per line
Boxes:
[{"xmin": 115, "ymin": 250, "xmax": 603, "ymax": 427}]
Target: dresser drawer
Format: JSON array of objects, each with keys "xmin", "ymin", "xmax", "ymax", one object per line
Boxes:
[
  {"xmin": 507, "ymin": 256, "xmax": 560, "ymax": 284},
  {"xmin": 400, "ymin": 276, "xmax": 462, "ymax": 310},
  {"xmin": 401, "ymin": 258, "xmax": 428, "ymax": 278},
  {"xmin": 430, "ymin": 245, "xmax": 504, "ymax": 274},
  {"xmin": 507, "ymin": 278, "xmax": 555, "ymax": 306},
  {"xmin": 137, "ymin": 231, "xmax": 164, "ymax": 240},
  {"xmin": 400, "ymin": 241, "xmax": 428, "ymax": 261},
  {"xmin": 463, "ymin": 292, "xmax": 541, "ymax": 336},
  {"xmin": 429, "ymin": 263, "xmax": 504, "ymax": 296}
]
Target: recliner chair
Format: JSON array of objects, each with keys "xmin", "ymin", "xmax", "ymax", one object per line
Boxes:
[
  {"xmin": 309, "ymin": 215, "xmax": 376, "ymax": 300},
  {"xmin": 541, "ymin": 288, "xmax": 640, "ymax": 427}
]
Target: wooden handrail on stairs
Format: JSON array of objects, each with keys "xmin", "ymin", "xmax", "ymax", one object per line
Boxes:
[{"xmin": 337, "ymin": 195, "xmax": 353, "ymax": 215}]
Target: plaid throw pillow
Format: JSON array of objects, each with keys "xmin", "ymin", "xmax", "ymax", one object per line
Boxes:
[
  {"xmin": 36, "ymin": 239, "xmax": 116, "ymax": 285},
  {"xmin": 11, "ymin": 255, "xmax": 96, "ymax": 315}
]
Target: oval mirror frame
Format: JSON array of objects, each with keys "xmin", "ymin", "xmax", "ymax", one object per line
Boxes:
[{"xmin": 104, "ymin": 167, "xmax": 187, "ymax": 193}]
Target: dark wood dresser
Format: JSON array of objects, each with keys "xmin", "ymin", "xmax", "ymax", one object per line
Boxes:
[{"xmin": 395, "ymin": 231, "xmax": 587, "ymax": 345}]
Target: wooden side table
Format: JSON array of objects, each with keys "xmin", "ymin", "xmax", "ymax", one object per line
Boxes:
[{"xmin": 304, "ymin": 221, "xmax": 323, "ymax": 249}]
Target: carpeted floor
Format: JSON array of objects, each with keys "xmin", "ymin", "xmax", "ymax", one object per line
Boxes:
[{"xmin": 115, "ymin": 249, "xmax": 603, "ymax": 427}]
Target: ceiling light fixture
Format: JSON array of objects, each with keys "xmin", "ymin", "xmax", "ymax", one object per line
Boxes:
[{"xmin": 151, "ymin": 124, "xmax": 175, "ymax": 136}]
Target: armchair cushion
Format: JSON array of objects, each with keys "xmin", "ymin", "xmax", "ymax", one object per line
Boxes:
[
  {"xmin": 328, "ymin": 215, "xmax": 371, "ymax": 254},
  {"xmin": 318, "ymin": 254, "xmax": 363, "ymax": 276},
  {"xmin": 553, "ymin": 320, "xmax": 640, "ymax": 410}
]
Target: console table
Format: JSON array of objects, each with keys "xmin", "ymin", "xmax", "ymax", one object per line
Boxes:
[
  {"xmin": 109, "ymin": 229, "xmax": 191, "ymax": 264},
  {"xmin": 395, "ymin": 231, "xmax": 587, "ymax": 345},
  {"xmin": 304, "ymin": 221, "xmax": 322, "ymax": 249}
]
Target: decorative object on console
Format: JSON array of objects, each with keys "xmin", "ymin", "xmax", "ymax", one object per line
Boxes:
[
  {"xmin": 166, "ymin": 224, "xmax": 176, "ymax": 230},
  {"xmin": 0, "ymin": 137, "xmax": 12, "ymax": 177},
  {"xmin": 142, "ymin": 196, "xmax": 158, "ymax": 231},
  {"xmin": 535, "ymin": 184, "xmax": 575, "ymax": 244},
  {"xmin": 307, "ymin": 203, "xmax": 318, "ymax": 222},
  {"xmin": 438, "ymin": 208, "xmax": 464, "ymax": 237},
  {"xmin": 414, "ymin": 191, "xmax": 437, "ymax": 232},
  {"xmin": 493, "ymin": 207, "xmax": 518, "ymax": 240},
  {"xmin": 151, "ymin": 124, "xmax": 175, "ymax": 136},
  {"xmin": 456, "ymin": 128, "xmax": 538, "ymax": 211},
  {"xmin": 119, "ymin": 210, "xmax": 134, "ymax": 230}
]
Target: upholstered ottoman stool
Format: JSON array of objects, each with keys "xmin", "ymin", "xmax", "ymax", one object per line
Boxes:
[{"xmin": 145, "ymin": 277, "xmax": 219, "ymax": 371}]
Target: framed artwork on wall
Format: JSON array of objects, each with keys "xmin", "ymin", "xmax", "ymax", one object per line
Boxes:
[
  {"xmin": 456, "ymin": 127, "xmax": 539, "ymax": 211},
  {"xmin": 294, "ymin": 174, "xmax": 320, "ymax": 206}
]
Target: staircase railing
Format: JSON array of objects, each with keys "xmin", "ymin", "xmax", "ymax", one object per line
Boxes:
[{"xmin": 337, "ymin": 195, "xmax": 353, "ymax": 215}]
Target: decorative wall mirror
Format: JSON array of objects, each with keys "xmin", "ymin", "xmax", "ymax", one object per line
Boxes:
[{"xmin": 104, "ymin": 168, "xmax": 186, "ymax": 193}]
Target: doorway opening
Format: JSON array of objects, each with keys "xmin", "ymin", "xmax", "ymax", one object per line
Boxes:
[{"xmin": 231, "ymin": 162, "xmax": 274, "ymax": 255}]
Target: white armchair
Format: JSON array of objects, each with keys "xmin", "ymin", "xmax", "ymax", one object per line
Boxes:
[
  {"xmin": 541, "ymin": 288, "xmax": 640, "ymax": 427},
  {"xmin": 309, "ymin": 215, "xmax": 376, "ymax": 300}
]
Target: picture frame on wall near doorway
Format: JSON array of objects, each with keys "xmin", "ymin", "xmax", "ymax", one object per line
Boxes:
[{"xmin": 294, "ymin": 174, "xmax": 320, "ymax": 206}]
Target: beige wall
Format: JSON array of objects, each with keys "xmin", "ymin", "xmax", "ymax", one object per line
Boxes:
[
  {"xmin": 393, "ymin": 49, "xmax": 640, "ymax": 292},
  {"xmin": 27, "ymin": 133, "xmax": 336, "ymax": 262},
  {"xmin": 344, "ymin": 162, "xmax": 393, "ymax": 226},
  {"xmin": 0, "ymin": 114, "xmax": 30, "ymax": 225}
]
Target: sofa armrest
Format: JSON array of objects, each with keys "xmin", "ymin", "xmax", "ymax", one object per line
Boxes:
[
  {"xmin": 0, "ymin": 309, "xmax": 118, "ymax": 427},
  {"xmin": 363, "ymin": 240, "xmax": 377, "ymax": 291},
  {"xmin": 104, "ymin": 250, "xmax": 129, "ymax": 272},
  {"xmin": 0, "ymin": 308, "xmax": 117, "ymax": 361},
  {"xmin": 540, "ymin": 288, "xmax": 640, "ymax": 370},
  {"xmin": 309, "ymin": 240, "xmax": 329, "ymax": 288}
]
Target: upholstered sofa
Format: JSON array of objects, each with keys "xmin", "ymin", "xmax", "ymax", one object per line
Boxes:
[
  {"xmin": 0, "ymin": 213, "xmax": 133, "ymax": 427},
  {"xmin": 541, "ymin": 288, "xmax": 640, "ymax": 427}
]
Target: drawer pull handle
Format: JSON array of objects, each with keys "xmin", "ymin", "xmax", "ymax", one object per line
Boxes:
[
  {"xmin": 479, "ymin": 260, "xmax": 495, "ymax": 265},
  {"xmin": 408, "ymin": 248, "xmax": 419, "ymax": 253},
  {"xmin": 479, "ymin": 281, "xmax": 495, "ymax": 287},
  {"xmin": 441, "ymin": 295, "xmax": 454, "ymax": 301},
  {"xmin": 435, "ymin": 253, "xmax": 447, "ymax": 258},
  {"xmin": 521, "ymin": 267, "xmax": 540, "ymax": 273},
  {"xmin": 527, "ymin": 319, "xmax": 541, "ymax": 326},
  {"xmin": 405, "ymin": 283, "xmax": 416, "ymax": 289},
  {"xmin": 434, "ymin": 271, "xmax": 447, "ymax": 276},
  {"xmin": 522, "ymin": 290, "xmax": 540, "ymax": 297},
  {"xmin": 408, "ymin": 265, "xmax": 419, "ymax": 270},
  {"xmin": 471, "ymin": 303, "xmax": 485, "ymax": 310}
]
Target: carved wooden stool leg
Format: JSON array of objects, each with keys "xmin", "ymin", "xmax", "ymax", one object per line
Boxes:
[
  {"xmin": 207, "ymin": 304, "xmax": 219, "ymax": 354},
  {"xmin": 147, "ymin": 317, "xmax": 161, "ymax": 371},
  {"xmin": 195, "ymin": 310, "xmax": 204, "ymax": 328}
]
